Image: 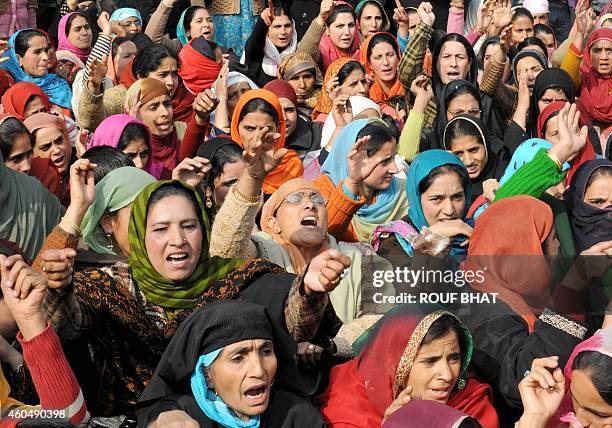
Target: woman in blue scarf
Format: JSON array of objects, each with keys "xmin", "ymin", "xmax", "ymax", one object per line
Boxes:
[
  {"xmin": 1, "ymin": 29, "xmax": 72, "ymax": 110},
  {"xmin": 109, "ymin": 8, "xmax": 143, "ymax": 35}
]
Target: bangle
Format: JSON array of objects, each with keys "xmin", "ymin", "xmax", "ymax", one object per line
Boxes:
[
  {"xmin": 546, "ymin": 150, "xmax": 563, "ymax": 171},
  {"xmin": 61, "ymin": 217, "xmax": 82, "ymax": 235},
  {"xmin": 232, "ymin": 184, "xmax": 261, "ymax": 203}
]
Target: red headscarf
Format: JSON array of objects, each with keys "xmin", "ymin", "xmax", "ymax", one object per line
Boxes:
[
  {"xmin": 360, "ymin": 32, "xmax": 405, "ymax": 107},
  {"xmin": 0, "ymin": 70, "xmax": 14, "ymax": 98},
  {"xmin": 231, "ymin": 89, "xmax": 303, "ymax": 195},
  {"xmin": 2, "ymin": 82, "xmax": 51, "ymax": 120},
  {"xmin": 578, "ymin": 28, "xmax": 612, "ymax": 125},
  {"xmin": 178, "ymin": 37, "xmax": 222, "ymax": 95},
  {"xmin": 263, "ymin": 79, "xmax": 298, "ymax": 106}
]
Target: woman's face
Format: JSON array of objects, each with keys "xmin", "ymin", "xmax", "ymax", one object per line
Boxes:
[
  {"xmin": 147, "ymin": 57, "xmax": 179, "ymax": 96},
  {"xmin": 446, "ymin": 93, "xmax": 480, "ymax": 120},
  {"xmin": 448, "ymin": 135, "xmax": 487, "ymax": 179},
  {"xmin": 268, "ymin": 14, "xmax": 293, "ymax": 49},
  {"xmin": 144, "ymin": 194, "xmax": 203, "ymax": 281},
  {"xmin": 67, "ymin": 15, "xmax": 92, "ymax": 50},
  {"xmin": 405, "ymin": 328, "xmax": 462, "ymax": 403},
  {"xmin": 353, "ymin": 107, "xmax": 380, "ymax": 120},
  {"xmin": 537, "ymin": 87, "xmax": 568, "ymax": 113},
  {"xmin": 590, "ymin": 39, "xmax": 612, "ymax": 76},
  {"xmin": 288, "ymin": 69, "xmax": 315, "ymax": 101},
  {"xmin": 238, "ymin": 110, "xmax": 277, "ymax": 147},
  {"xmin": 482, "ymin": 43, "xmax": 499, "ymax": 70},
  {"xmin": 227, "ymin": 82, "xmax": 252, "ymax": 117},
  {"xmin": 516, "ymin": 56, "xmax": 545, "ymax": 92},
  {"xmin": 270, "ymin": 189, "xmax": 328, "ymax": 249},
  {"xmin": 44, "ymin": 36, "xmax": 57, "ymax": 70},
  {"xmin": 369, "ymin": 41, "xmax": 398, "ymax": 83},
  {"xmin": 570, "ymin": 369, "xmax": 612, "ymax": 427},
  {"xmin": 279, "ymin": 97, "xmax": 298, "ymax": 137},
  {"xmin": 420, "ymin": 172, "xmax": 466, "ymax": 225},
  {"xmin": 544, "ymin": 117, "xmax": 561, "ymax": 145},
  {"xmin": 584, "ymin": 173, "xmax": 612, "ymax": 209},
  {"xmin": 359, "ymin": 3, "xmax": 384, "ymax": 38},
  {"xmin": 114, "ymin": 41, "xmax": 137, "ymax": 78},
  {"xmin": 511, "ymin": 16, "xmax": 534, "ymax": 44},
  {"xmin": 101, "ymin": 204, "xmax": 132, "ymax": 256},
  {"xmin": 326, "ymin": 12, "xmax": 357, "ymax": 51},
  {"xmin": 139, "ymin": 94, "xmax": 173, "ymax": 137},
  {"xmin": 189, "ymin": 8, "xmax": 214, "ymax": 41},
  {"xmin": 18, "ymin": 35, "xmax": 51, "ymax": 77},
  {"xmin": 212, "ymin": 158, "xmax": 246, "ymax": 208},
  {"xmin": 536, "ymin": 32, "xmax": 556, "ymax": 51},
  {"xmin": 362, "ymin": 140, "xmax": 398, "ymax": 191},
  {"xmin": 4, "ymin": 133, "xmax": 32, "ymax": 174},
  {"xmin": 122, "ymin": 137, "xmax": 149, "ymax": 170},
  {"xmin": 33, "ymin": 126, "xmax": 71, "ymax": 175},
  {"xmin": 339, "ymin": 68, "xmax": 368, "ymax": 97},
  {"xmin": 208, "ymin": 339, "xmax": 277, "ymax": 421},
  {"xmin": 24, "ymin": 95, "xmax": 47, "ymax": 117},
  {"xmin": 437, "ymin": 41, "xmax": 470, "ymax": 85},
  {"xmin": 118, "ymin": 16, "xmax": 142, "ymax": 34}
]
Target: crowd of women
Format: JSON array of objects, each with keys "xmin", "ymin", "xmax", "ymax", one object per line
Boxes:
[{"xmin": 0, "ymin": 0, "xmax": 610, "ymax": 426}]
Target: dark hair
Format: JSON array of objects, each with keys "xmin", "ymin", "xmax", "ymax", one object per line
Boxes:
[
  {"xmin": 477, "ymin": 36, "xmax": 500, "ymax": 69},
  {"xmin": 367, "ymin": 32, "xmax": 399, "ymax": 59},
  {"xmin": 65, "ymin": 12, "xmax": 88, "ymax": 36},
  {"xmin": 458, "ymin": 418, "xmax": 482, "ymax": 428},
  {"xmin": 386, "ymin": 95, "xmax": 407, "ymax": 113},
  {"xmin": 443, "ymin": 116, "xmax": 485, "ymax": 150},
  {"xmin": 118, "ymin": 123, "xmax": 150, "ymax": 151},
  {"xmin": 432, "ymin": 33, "xmax": 477, "ymax": 91},
  {"xmin": 534, "ymin": 23, "xmax": 554, "ymax": 38},
  {"xmin": 125, "ymin": 32, "xmax": 155, "ymax": 51},
  {"xmin": 586, "ymin": 165, "xmax": 612, "ymax": 192},
  {"xmin": 326, "ymin": 3, "xmax": 356, "ymax": 26},
  {"xmin": 0, "ymin": 118, "xmax": 33, "ymax": 161},
  {"xmin": 445, "ymin": 84, "xmax": 482, "ymax": 113},
  {"xmin": 238, "ymin": 98, "xmax": 279, "ymax": 124},
  {"xmin": 111, "ymin": 36, "xmax": 128, "ymax": 59},
  {"xmin": 357, "ymin": 122, "xmax": 396, "ymax": 157},
  {"xmin": 419, "ymin": 164, "xmax": 471, "ymax": 195},
  {"xmin": 205, "ymin": 143, "xmax": 243, "ymax": 189},
  {"xmin": 14, "ymin": 29, "xmax": 47, "ymax": 57},
  {"xmin": 337, "ymin": 60, "xmax": 366, "ymax": 86},
  {"xmin": 357, "ymin": 0, "xmax": 383, "ymax": 19},
  {"xmin": 572, "ymin": 350, "xmax": 612, "ymax": 405},
  {"xmin": 421, "ymin": 314, "xmax": 467, "ymax": 357},
  {"xmin": 147, "ymin": 182, "xmax": 204, "ymax": 231},
  {"xmin": 184, "ymin": 6, "xmax": 206, "ymax": 35},
  {"xmin": 133, "ymin": 44, "xmax": 177, "ymax": 78},
  {"xmin": 81, "ymin": 146, "xmax": 135, "ymax": 183},
  {"xmin": 518, "ymin": 37, "xmax": 548, "ymax": 59},
  {"xmin": 512, "ymin": 7, "xmax": 534, "ymax": 23}
]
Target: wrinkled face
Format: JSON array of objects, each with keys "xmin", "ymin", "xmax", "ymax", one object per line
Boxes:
[
  {"xmin": 448, "ymin": 135, "xmax": 487, "ymax": 179},
  {"xmin": 228, "ymin": 82, "xmax": 252, "ymax": 116},
  {"xmin": 437, "ymin": 41, "xmax": 470, "ymax": 85},
  {"xmin": 114, "ymin": 41, "xmax": 137, "ymax": 78},
  {"xmin": 405, "ymin": 329, "xmax": 462, "ymax": 404},
  {"xmin": 537, "ymin": 87, "xmax": 568, "ymax": 113},
  {"xmin": 362, "ymin": 140, "xmax": 398, "ymax": 191},
  {"xmin": 147, "ymin": 57, "xmax": 179, "ymax": 96},
  {"xmin": 24, "ymin": 95, "xmax": 47, "ymax": 117},
  {"xmin": 326, "ymin": 12, "xmax": 357, "ymax": 51},
  {"xmin": 208, "ymin": 339, "xmax": 277, "ymax": 421},
  {"xmin": 4, "ymin": 133, "xmax": 32, "ymax": 174},
  {"xmin": 590, "ymin": 39, "xmax": 612, "ymax": 76},
  {"xmin": 446, "ymin": 93, "xmax": 481, "ymax": 120},
  {"xmin": 268, "ymin": 14, "xmax": 293, "ymax": 49},
  {"xmin": 532, "ymin": 12, "xmax": 549, "ymax": 25},
  {"xmin": 407, "ymin": 11, "xmax": 420, "ymax": 39},
  {"xmin": 189, "ymin": 8, "xmax": 214, "ymax": 41},
  {"xmin": 482, "ymin": 43, "xmax": 498, "ymax": 70},
  {"xmin": 570, "ymin": 369, "xmax": 612, "ymax": 428},
  {"xmin": 584, "ymin": 173, "xmax": 612, "ymax": 209},
  {"xmin": 122, "ymin": 137, "xmax": 149, "ymax": 170},
  {"xmin": 139, "ymin": 94, "xmax": 174, "ymax": 137},
  {"xmin": 279, "ymin": 97, "xmax": 298, "ymax": 137},
  {"xmin": 18, "ymin": 35, "xmax": 51, "ymax": 77},
  {"xmin": 271, "ymin": 189, "xmax": 328, "ymax": 248},
  {"xmin": 144, "ymin": 194, "xmax": 203, "ymax": 281},
  {"xmin": 511, "ymin": 16, "xmax": 534, "ymax": 44},
  {"xmin": 238, "ymin": 110, "xmax": 277, "ymax": 147},
  {"xmin": 33, "ymin": 126, "xmax": 71, "ymax": 176},
  {"xmin": 212, "ymin": 159, "xmax": 246, "ymax": 208},
  {"xmin": 516, "ymin": 56, "xmax": 545, "ymax": 92},
  {"xmin": 118, "ymin": 16, "xmax": 142, "ymax": 34},
  {"xmin": 102, "ymin": 204, "xmax": 132, "ymax": 256},
  {"xmin": 339, "ymin": 68, "xmax": 368, "ymax": 97},
  {"xmin": 420, "ymin": 172, "xmax": 466, "ymax": 225},
  {"xmin": 369, "ymin": 41, "xmax": 398, "ymax": 83},
  {"xmin": 67, "ymin": 15, "xmax": 92, "ymax": 50},
  {"xmin": 360, "ymin": 3, "xmax": 384, "ymax": 37},
  {"xmin": 287, "ymin": 69, "xmax": 315, "ymax": 101}
]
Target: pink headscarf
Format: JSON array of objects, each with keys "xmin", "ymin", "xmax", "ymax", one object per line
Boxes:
[
  {"xmin": 319, "ymin": 1, "xmax": 361, "ymax": 70},
  {"xmin": 89, "ymin": 114, "xmax": 164, "ymax": 179},
  {"xmin": 57, "ymin": 12, "xmax": 92, "ymax": 64}
]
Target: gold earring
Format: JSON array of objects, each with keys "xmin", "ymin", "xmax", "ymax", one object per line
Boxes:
[{"xmin": 205, "ymin": 187, "xmax": 213, "ymax": 209}]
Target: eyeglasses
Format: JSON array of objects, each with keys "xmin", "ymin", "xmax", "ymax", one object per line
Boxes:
[
  {"xmin": 283, "ymin": 192, "xmax": 326, "ymax": 206},
  {"xmin": 450, "ymin": 108, "xmax": 481, "ymax": 117}
]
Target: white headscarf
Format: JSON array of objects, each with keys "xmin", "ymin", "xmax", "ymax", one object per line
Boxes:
[{"xmin": 320, "ymin": 96, "xmax": 381, "ymax": 148}]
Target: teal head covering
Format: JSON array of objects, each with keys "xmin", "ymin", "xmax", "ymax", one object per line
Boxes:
[
  {"xmin": 109, "ymin": 8, "xmax": 142, "ymax": 24},
  {"xmin": 177, "ymin": 6, "xmax": 205, "ymax": 46},
  {"xmin": 499, "ymin": 138, "xmax": 570, "ymax": 185},
  {"xmin": 81, "ymin": 167, "xmax": 156, "ymax": 255}
]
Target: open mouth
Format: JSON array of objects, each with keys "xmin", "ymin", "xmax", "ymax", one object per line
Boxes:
[
  {"xmin": 52, "ymin": 154, "xmax": 65, "ymax": 167},
  {"xmin": 301, "ymin": 216, "xmax": 318, "ymax": 227},
  {"xmin": 244, "ymin": 385, "xmax": 268, "ymax": 405},
  {"xmin": 428, "ymin": 387, "xmax": 450, "ymax": 400},
  {"xmin": 446, "ymin": 71, "xmax": 460, "ymax": 78},
  {"xmin": 167, "ymin": 252, "xmax": 189, "ymax": 266},
  {"xmin": 156, "ymin": 121, "xmax": 171, "ymax": 131}
]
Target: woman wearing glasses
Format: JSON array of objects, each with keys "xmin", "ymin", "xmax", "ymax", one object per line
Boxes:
[{"xmin": 109, "ymin": 8, "xmax": 142, "ymax": 35}]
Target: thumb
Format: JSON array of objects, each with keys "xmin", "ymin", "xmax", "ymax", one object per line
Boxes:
[{"xmin": 273, "ymin": 147, "xmax": 288, "ymax": 163}]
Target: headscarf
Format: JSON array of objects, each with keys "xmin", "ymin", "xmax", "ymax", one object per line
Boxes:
[
  {"xmin": 355, "ymin": 0, "xmax": 390, "ymax": 33},
  {"xmin": 260, "ymin": 18, "xmax": 298, "ymax": 78},
  {"xmin": 278, "ymin": 52, "xmax": 319, "ymax": 82},
  {"xmin": 532, "ymin": 67, "xmax": 575, "ymax": 120},
  {"xmin": 81, "ymin": 167, "xmax": 156, "ymax": 255},
  {"xmin": 360, "ymin": 32, "xmax": 404, "ymax": 107},
  {"xmin": 176, "ymin": 6, "xmax": 204, "ymax": 46},
  {"xmin": 128, "ymin": 180, "xmax": 244, "ymax": 309},
  {"xmin": 596, "ymin": 13, "xmax": 612, "ymax": 28},
  {"xmin": 319, "ymin": 1, "xmax": 361, "ymax": 70},
  {"xmin": 312, "ymin": 57, "xmax": 353, "ymax": 120},
  {"xmin": 320, "ymin": 95, "xmax": 381, "ymax": 148},
  {"xmin": 321, "ymin": 119, "xmax": 408, "ymax": 241},
  {"xmin": 263, "ymin": 79, "xmax": 297, "ymax": 107},
  {"xmin": 0, "ymin": 70, "xmax": 14, "ymax": 98},
  {"xmin": 119, "ymin": 58, "xmax": 137, "ymax": 88},
  {"xmin": 563, "ymin": 159, "xmax": 612, "ymax": 252},
  {"xmin": 260, "ymin": 179, "xmax": 329, "ymax": 276},
  {"xmin": 522, "ymin": 0, "xmax": 549, "ymax": 14},
  {"xmin": 382, "ymin": 400, "xmax": 476, "ymax": 428},
  {"xmin": 109, "ymin": 8, "xmax": 142, "ymax": 25},
  {"xmin": 578, "ymin": 28, "xmax": 612, "ymax": 124},
  {"xmin": 511, "ymin": 49, "xmax": 548, "ymax": 84},
  {"xmin": 1, "ymin": 82, "xmax": 51, "ymax": 120},
  {"xmin": 89, "ymin": 114, "xmax": 164, "ymax": 179},
  {"xmin": 1, "ymin": 30, "xmax": 73, "ymax": 109},
  {"xmin": 57, "ymin": 12, "xmax": 92, "ymax": 64},
  {"xmin": 230, "ymin": 89, "xmax": 303, "ymax": 195},
  {"xmin": 178, "ymin": 36, "xmax": 222, "ymax": 95},
  {"xmin": 24, "ymin": 112, "xmax": 69, "ymax": 145},
  {"xmin": 462, "ymin": 195, "xmax": 553, "ymax": 332}
]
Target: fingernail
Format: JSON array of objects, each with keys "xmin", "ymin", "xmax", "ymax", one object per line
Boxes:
[{"xmin": 5, "ymin": 280, "xmax": 11, "ymax": 288}]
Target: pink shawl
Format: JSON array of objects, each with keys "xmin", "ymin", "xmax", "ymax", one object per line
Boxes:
[{"xmin": 57, "ymin": 12, "xmax": 92, "ymax": 64}]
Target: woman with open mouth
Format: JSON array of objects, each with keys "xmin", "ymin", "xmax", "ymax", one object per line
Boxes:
[{"xmin": 360, "ymin": 33, "xmax": 402, "ymax": 115}]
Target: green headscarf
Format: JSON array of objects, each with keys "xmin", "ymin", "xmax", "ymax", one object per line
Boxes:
[
  {"xmin": 81, "ymin": 167, "xmax": 157, "ymax": 255},
  {"xmin": 128, "ymin": 180, "xmax": 244, "ymax": 310}
]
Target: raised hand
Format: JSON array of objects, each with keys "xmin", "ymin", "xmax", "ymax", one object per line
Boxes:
[
  {"xmin": 75, "ymin": 127, "xmax": 89, "ymax": 158},
  {"xmin": 87, "ymin": 56, "xmax": 108, "ymax": 94},
  {"xmin": 331, "ymin": 91, "xmax": 353, "ymax": 129},
  {"xmin": 410, "ymin": 74, "xmax": 432, "ymax": 99},
  {"xmin": 242, "ymin": 127, "xmax": 286, "ymax": 181},
  {"xmin": 482, "ymin": 178, "xmax": 500, "ymax": 202},
  {"xmin": 69, "ymin": 159, "xmax": 96, "ymax": 211},
  {"xmin": 551, "ymin": 103, "xmax": 587, "ymax": 164},
  {"xmin": 575, "ymin": 0, "xmax": 588, "ymax": 35},
  {"xmin": 39, "ymin": 249, "xmax": 77, "ymax": 290},
  {"xmin": 97, "ymin": 11, "xmax": 111, "ymax": 35},
  {"xmin": 491, "ymin": 0, "xmax": 512, "ymax": 31},
  {"xmin": 517, "ymin": 357, "xmax": 565, "ymax": 428},
  {"xmin": 393, "ymin": 0, "xmax": 410, "ymax": 29},
  {"xmin": 513, "ymin": 72, "xmax": 530, "ymax": 130},
  {"xmin": 214, "ymin": 59, "xmax": 229, "ymax": 102},
  {"xmin": 193, "ymin": 89, "xmax": 219, "ymax": 125},
  {"xmin": 303, "ymin": 249, "xmax": 351, "ymax": 294},
  {"xmin": 261, "ymin": 0, "xmax": 275, "ymax": 26},
  {"xmin": 318, "ymin": 0, "xmax": 335, "ymax": 24},
  {"xmin": 347, "ymin": 135, "xmax": 373, "ymax": 186},
  {"xmin": 127, "ymin": 87, "xmax": 142, "ymax": 118},
  {"xmin": 417, "ymin": 2, "xmax": 435, "ymax": 26},
  {"xmin": 475, "ymin": 0, "xmax": 494, "ymax": 34},
  {"xmin": 172, "ymin": 156, "xmax": 211, "ymax": 188}
]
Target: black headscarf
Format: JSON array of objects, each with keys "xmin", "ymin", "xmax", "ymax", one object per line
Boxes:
[
  {"xmin": 431, "ymin": 33, "xmax": 478, "ymax": 97},
  {"xmin": 510, "ymin": 49, "xmax": 548, "ymax": 84},
  {"xmin": 529, "ymin": 68, "xmax": 574, "ymax": 137},
  {"xmin": 563, "ymin": 159, "xmax": 612, "ymax": 252}
]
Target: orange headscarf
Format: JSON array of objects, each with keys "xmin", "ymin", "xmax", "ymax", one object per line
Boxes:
[
  {"xmin": 312, "ymin": 57, "xmax": 353, "ymax": 121},
  {"xmin": 231, "ymin": 89, "xmax": 304, "ymax": 195},
  {"xmin": 461, "ymin": 195, "xmax": 554, "ymax": 332},
  {"xmin": 360, "ymin": 32, "xmax": 405, "ymax": 107}
]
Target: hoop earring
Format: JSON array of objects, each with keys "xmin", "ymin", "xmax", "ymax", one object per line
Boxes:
[{"xmin": 106, "ymin": 233, "xmax": 114, "ymax": 252}]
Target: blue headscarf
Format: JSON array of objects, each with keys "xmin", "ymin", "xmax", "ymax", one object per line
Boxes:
[
  {"xmin": 1, "ymin": 30, "xmax": 73, "ymax": 109},
  {"xmin": 109, "ymin": 8, "xmax": 142, "ymax": 24},
  {"xmin": 191, "ymin": 348, "xmax": 261, "ymax": 428},
  {"xmin": 499, "ymin": 138, "xmax": 570, "ymax": 185},
  {"xmin": 177, "ymin": 6, "xmax": 201, "ymax": 46}
]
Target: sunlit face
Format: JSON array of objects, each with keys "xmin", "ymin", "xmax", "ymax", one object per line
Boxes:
[
  {"xmin": 420, "ymin": 172, "xmax": 466, "ymax": 225},
  {"xmin": 67, "ymin": 15, "xmax": 92, "ymax": 50},
  {"xmin": 362, "ymin": 140, "xmax": 398, "ymax": 191},
  {"xmin": 437, "ymin": 41, "xmax": 470, "ymax": 85},
  {"xmin": 446, "ymin": 93, "xmax": 481, "ymax": 120},
  {"xmin": 17, "ymin": 35, "xmax": 51, "ymax": 77},
  {"xmin": 407, "ymin": 11, "xmax": 420, "ymax": 39},
  {"xmin": 146, "ymin": 57, "xmax": 179, "ymax": 96},
  {"xmin": 516, "ymin": 56, "xmax": 545, "ymax": 91},
  {"xmin": 584, "ymin": 172, "xmax": 612, "ymax": 209},
  {"xmin": 537, "ymin": 87, "xmax": 568, "ymax": 113},
  {"xmin": 570, "ymin": 369, "xmax": 612, "ymax": 428},
  {"xmin": 369, "ymin": 41, "xmax": 398, "ymax": 83},
  {"xmin": 544, "ymin": 116, "xmax": 560, "ymax": 145},
  {"xmin": 268, "ymin": 14, "xmax": 293, "ymax": 49},
  {"xmin": 101, "ymin": 204, "xmax": 132, "ymax": 256},
  {"xmin": 405, "ymin": 329, "xmax": 462, "ymax": 403},
  {"xmin": 122, "ymin": 137, "xmax": 149, "ymax": 170},
  {"xmin": 4, "ymin": 133, "xmax": 32, "ymax": 174},
  {"xmin": 212, "ymin": 159, "xmax": 246, "ymax": 208},
  {"xmin": 139, "ymin": 94, "xmax": 173, "ymax": 137},
  {"xmin": 228, "ymin": 82, "xmax": 252, "ymax": 116},
  {"xmin": 287, "ymin": 69, "xmax": 315, "ymax": 100},
  {"xmin": 448, "ymin": 135, "xmax": 487, "ymax": 179},
  {"xmin": 208, "ymin": 339, "xmax": 277, "ymax": 421},
  {"xmin": 189, "ymin": 8, "xmax": 214, "ymax": 41},
  {"xmin": 24, "ymin": 95, "xmax": 47, "ymax": 118},
  {"xmin": 511, "ymin": 16, "xmax": 534, "ymax": 44},
  {"xmin": 359, "ymin": 3, "xmax": 383, "ymax": 37},
  {"xmin": 238, "ymin": 110, "xmax": 277, "ymax": 147},
  {"xmin": 326, "ymin": 12, "xmax": 357, "ymax": 51},
  {"xmin": 590, "ymin": 39, "xmax": 612, "ymax": 76},
  {"xmin": 532, "ymin": 12, "xmax": 549, "ymax": 25},
  {"xmin": 339, "ymin": 68, "xmax": 368, "ymax": 97},
  {"xmin": 33, "ymin": 126, "xmax": 71, "ymax": 175},
  {"xmin": 144, "ymin": 194, "xmax": 203, "ymax": 281},
  {"xmin": 118, "ymin": 16, "xmax": 142, "ymax": 34},
  {"xmin": 279, "ymin": 97, "xmax": 298, "ymax": 137},
  {"xmin": 114, "ymin": 41, "xmax": 137, "ymax": 78},
  {"xmin": 483, "ymin": 43, "xmax": 499, "ymax": 71}
]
